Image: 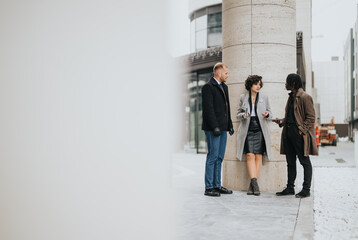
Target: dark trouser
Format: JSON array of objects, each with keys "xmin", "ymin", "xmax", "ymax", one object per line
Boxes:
[{"xmin": 284, "ymin": 124, "xmax": 312, "ymax": 191}]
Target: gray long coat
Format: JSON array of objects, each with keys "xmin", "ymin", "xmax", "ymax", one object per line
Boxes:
[{"xmin": 236, "ymin": 92, "xmax": 272, "ymax": 161}]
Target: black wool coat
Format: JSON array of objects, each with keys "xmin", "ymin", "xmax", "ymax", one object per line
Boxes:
[{"xmin": 201, "ymin": 77, "xmax": 233, "ymax": 131}]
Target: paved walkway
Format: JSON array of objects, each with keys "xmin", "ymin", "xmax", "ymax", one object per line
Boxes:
[{"xmin": 172, "ymin": 153, "xmax": 313, "ymax": 240}]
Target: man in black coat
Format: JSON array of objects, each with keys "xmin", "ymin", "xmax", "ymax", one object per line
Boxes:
[{"xmin": 202, "ymin": 62, "xmax": 234, "ymax": 197}]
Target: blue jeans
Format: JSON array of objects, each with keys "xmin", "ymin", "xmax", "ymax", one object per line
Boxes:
[{"xmin": 204, "ymin": 130, "xmax": 227, "ymax": 189}]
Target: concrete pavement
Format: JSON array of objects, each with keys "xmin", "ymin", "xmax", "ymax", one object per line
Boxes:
[{"xmin": 172, "ymin": 153, "xmax": 313, "ymax": 240}]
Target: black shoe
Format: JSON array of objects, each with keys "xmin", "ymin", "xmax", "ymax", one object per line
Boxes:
[
  {"xmin": 251, "ymin": 178, "xmax": 260, "ymax": 196},
  {"xmin": 276, "ymin": 187, "xmax": 295, "ymax": 196},
  {"xmin": 204, "ymin": 188, "xmax": 220, "ymax": 197},
  {"xmin": 215, "ymin": 186, "xmax": 233, "ymax": 194},
  {"xmin": 295, "ymin": 189, "xmax": 310, "ymax": 198}
]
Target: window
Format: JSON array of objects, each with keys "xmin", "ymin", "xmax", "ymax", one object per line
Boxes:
[
  {"xmin": 184, "ymin": 70, "xmax": 212, "ymax": 153},
  {"xmin": 196, "ymin": 29, "xmax": 207, "ymax": 51},
  {"xmin": 190, "ymin": 5, "xmax": 222, "ymax": 52},
  {"xmin": 208, "ymin": 12, "xmax": 222, "ymax": 48}
]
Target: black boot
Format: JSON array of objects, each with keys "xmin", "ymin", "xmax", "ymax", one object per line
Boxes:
[
  {"xmin": 247, "ymin": 181, "xmax": 254, "ymax": 195},
  {"xmin": 276, "ymin": 187, "xmax": 295, "ymax": 196},
  {"xmin": 251, "ymin": 178, "xmax": 260, "ymax": 196}
]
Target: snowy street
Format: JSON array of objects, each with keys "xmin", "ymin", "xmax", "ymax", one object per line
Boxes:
[{"xmin": 312, "ymin": 141, "xmax": 358, "ymax": 240}]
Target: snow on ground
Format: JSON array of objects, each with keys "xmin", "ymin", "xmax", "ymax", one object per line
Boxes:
[
  {"xmin": 314, "ymin": 168, "xmax": 358, "ymax": 239},
  {"xmin": 338, "ymin": 137, "xmax": 349, "ymax": 142},
  {"xmin": 312, "ymin": 142, "xmax": 358, "ymax": 240}
]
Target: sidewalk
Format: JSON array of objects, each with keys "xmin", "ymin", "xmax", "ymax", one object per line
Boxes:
[{"xmin": 172, "ymin": 153, "xmax": 313, "ymax": 240}]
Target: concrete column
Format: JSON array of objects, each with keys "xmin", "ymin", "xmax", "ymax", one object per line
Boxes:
[
  {"xmin": 355, "ymin": 131, "xmax": 358, "ymax": 168},
  {"xmin": 222, "ymin": 0, "xmax": 296, "ymax": 191}
]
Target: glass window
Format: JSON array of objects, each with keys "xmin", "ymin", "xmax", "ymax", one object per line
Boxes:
[
  {"xmin": 184, "ymin": 71, "xmax": 212, "ymax": 153},
  {"xmin": 208, "ymin": 12, "xmax": 222, "ymax": 48},
  {"xmin": 208, "ymin": 27, "xmax": 222, "ymax": 47},
  {"xmin": 208, "ymin": 12, "xmax": 221, "ymax": 28},
  {"xmin": 190, "ymin": 6, "xmax": 223, "ymax": 52},
  {"xmin": 186, "ymin": 72, "xmax": 197, "ymax": 150},
  {"xmin": 198, "ymin": 72, "xmax": 212, "ymax": 84},
  {"xmin": 197, "ymin": 72, "xmax": 212, "ymax": 153},
  {"xmin": 195, "ymin": 29, "xmax": 207, "ymax": 51},
  {"xmin": 189, "ymin": 97, "xmax": 197, "ymax": 148},
  {"xmin": 195, "ymin": 15, "xmax": 207, "ymax": 32},
  {"xmin": 190, "ymin": 21, "xmax": 195, "ymax": 53}
]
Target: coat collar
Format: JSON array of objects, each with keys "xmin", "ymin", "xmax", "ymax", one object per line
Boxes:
[
  {"xmin": 210, "ymin": 77, "xmax": 226, "ymax": 87},
  {"xmin": 296, "ymin": 88, "xmax": 304, "ymax": 97},
  {"xmin": 244, "ymin": 92, "xmax": 249, "ymax": 99},
  {"xmin": 210, "ymin": 77, "xmax": 219, "ymax": 86},
  {"xmin": 244, "ymin": 91, "xmax": 261, "ymax": 101}
]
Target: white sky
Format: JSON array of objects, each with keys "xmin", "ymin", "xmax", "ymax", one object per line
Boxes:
[
  {"xmin": 169, "ymin": 0, "xmax": 358, "ymax": 62},
  {"xmin": 312, "ymin": 0, "xmax": 358, "ymax": 62},
  {"xmin": 168, "ymin": 0, "xmax": 190, "ymax": 57}
]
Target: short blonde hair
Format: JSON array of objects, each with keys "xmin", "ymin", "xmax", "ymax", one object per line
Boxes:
[{"xmin": 213, "ymin": 62, "xmax": 228, "ymax": 73}]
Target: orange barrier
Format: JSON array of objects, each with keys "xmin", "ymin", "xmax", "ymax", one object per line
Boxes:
[{"xmin": 315, "ymin": 125, "xmax": 320, "ymax": 146}]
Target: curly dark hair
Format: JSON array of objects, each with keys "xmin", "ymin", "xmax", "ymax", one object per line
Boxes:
[
  {"xmin": 245, "ymin": 75, "xmax": 263, "ymax": 91},
  {"xmin": 286, "ymin": 73, "xmax": 303, "ymax": 90}
]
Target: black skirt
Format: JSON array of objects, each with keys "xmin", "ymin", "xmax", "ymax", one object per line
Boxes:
[{"xmin": 244, "ymin": 116, "xmax": 266, "ymax": 155}]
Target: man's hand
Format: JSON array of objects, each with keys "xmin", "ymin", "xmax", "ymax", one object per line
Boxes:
[
  {"xmin": 299, "ymin": 130, "xmax": 303, "ymax": 135},
  {"xmin": 213, "ymin": 127, "xmax": 221, "ymax": 136},
  {"xmin": 229, "ymin": 128, "xmax": 234, "ymax": 136},
  {"xmin": 273, "ymin": 118, "xmax": 283, "ymax": 125}
]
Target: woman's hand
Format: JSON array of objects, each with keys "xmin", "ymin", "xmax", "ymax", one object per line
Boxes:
[
  {"xmin": 262, "ymin": 112, "xmax": 268, "ymax": 118},
  {"xmin": 241, "ymin": 111, "xmax": 249, "ymax": 119}
]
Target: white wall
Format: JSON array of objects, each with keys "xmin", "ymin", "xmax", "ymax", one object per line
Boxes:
[
  {"xmin": 0, "ymin": 1, "xmax": 177, "ymax": 239},
  {"xmin": 313, "ymin": 61, "xmax": 345, "ymax": 124},
  {"xmin": 344, "ymin": 29, "xmax": 353, "ymax": 123}
]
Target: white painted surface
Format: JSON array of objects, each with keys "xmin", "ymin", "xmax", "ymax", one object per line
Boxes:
[
  {"xmin": 0, "ymin": 1, "xmax": 176, "ymax": 239},
  {"xmin": 313, "ymin": 60, "xmax": 345, "ymax": 124},
  {"xmin": 344, "ymin": 30, "xmax": 353, "ymax": 123}
]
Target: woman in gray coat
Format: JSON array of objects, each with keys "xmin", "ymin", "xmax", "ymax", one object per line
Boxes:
[{"xmin": 237, "ymin": 75, "xmax": 272, "ymax": 196}]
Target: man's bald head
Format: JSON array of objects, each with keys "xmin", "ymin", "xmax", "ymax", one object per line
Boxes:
[
  {"xmin": 213, "ymin": 62, "xmax": 229, "ymax": 83},
  {"xmin": 213, "ymin": 62, "xmax": 228, "ymax": 74}
]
